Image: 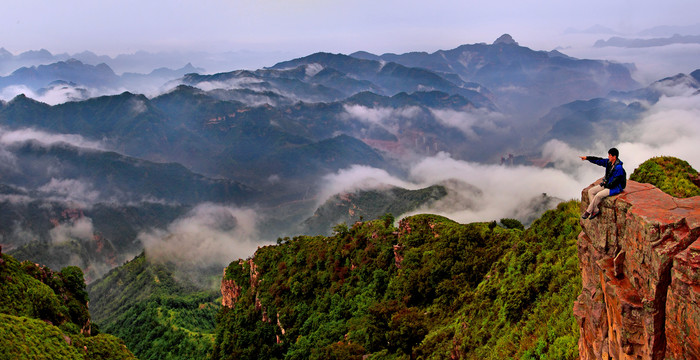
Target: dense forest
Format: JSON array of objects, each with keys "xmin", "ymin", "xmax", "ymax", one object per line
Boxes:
[{"xmin": 212, "ymin": 201, "xmax": 582, "ymax": 359}]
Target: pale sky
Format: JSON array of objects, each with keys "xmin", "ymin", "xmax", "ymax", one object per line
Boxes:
[{"xmin": 2, "ymin": 0, "xmax": 699, "ymax": 57}]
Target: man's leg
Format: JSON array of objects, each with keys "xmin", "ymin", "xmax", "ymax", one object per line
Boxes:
[
  {"xmin": 582, "ymin": 185, "xmax": 603, "ymax": 218},
  {"xmin": 586, "ymin": 185, "xmax": 610, "ymax": 215}
]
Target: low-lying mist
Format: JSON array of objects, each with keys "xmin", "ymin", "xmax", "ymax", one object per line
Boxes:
[
  {"xmin": 140, "ymin": 203, "xmax": 263, "ymax": 268},
  {"xmin": 1, "ymin": 42, "xmax": 698, "ymax": 285},
  {"xmin": 317, "ymin": 78, "xmax": 700, "ymax": 228}
]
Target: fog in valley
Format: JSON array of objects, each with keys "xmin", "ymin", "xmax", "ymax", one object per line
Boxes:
[{"xmin": 1, "ymin": 1, "xmax": 699, "ymax": 280}]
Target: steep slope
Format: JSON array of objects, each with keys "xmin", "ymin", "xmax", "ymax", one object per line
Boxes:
[
  {"xmin": 87, "ymin": 253, "xmax": 220, "ymax": 360},
  {"xmin": 0, "ymin": 249, "xmax": 136, "ymax": 359}
]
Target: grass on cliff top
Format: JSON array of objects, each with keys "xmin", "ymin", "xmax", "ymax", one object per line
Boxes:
[{"xmin": 630, "ymin": 156, "xmax": 700, "ymax": 198}]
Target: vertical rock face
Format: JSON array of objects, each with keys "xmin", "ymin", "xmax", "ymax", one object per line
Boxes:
[
  {"xmin": 221, "ymin": 258, "xmax": 262, "ymax": 309},
  {"xmin": 574, "ymin": 180, "xmax": 700, "ymax": 360},
  {"xmin": 666, "ymin": 240, "xmax": 700, "ymax": 359},
  {"xmin": 221, "ymin": 277, "xmax": 242, "ymax": 308},
  {"xmin": 221, "ymin": 260, "xmax": 247, "ymax": 308}
]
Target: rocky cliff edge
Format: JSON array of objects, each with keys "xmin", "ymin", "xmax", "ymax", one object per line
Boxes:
[{"xmin": 574, "ymin": 180, "xmax": 700, "ymax": 360}]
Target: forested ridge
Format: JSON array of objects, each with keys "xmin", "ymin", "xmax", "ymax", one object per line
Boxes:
[{"xmin": 213, "ymin": 201, "xmax": 582, "ymax": 359}]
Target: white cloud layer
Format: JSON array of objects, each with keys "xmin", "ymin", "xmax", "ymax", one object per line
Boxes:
[
  {"xmin": 408, "ymin": 152, "xmax": 586, "ymax": 223},
  {"xmin": 0, "ymin": 84, "xmax": 94, "ymax": 106},
  {"xmin": 617, "ymin": 92, "xmax": 700, "ymax": 171},
  {"xmin": 50, "ymin": 216, "xmax": 96, "ymax": 244},
  {"xmin": 38, "ymin": 178, "xmax": 102, "ymax": 205},
  {"xmin": 342, "ymin": 105, "xmax": 422, "ymax": 136},
  {"xmin": 318, "ymin": 165, "xmax": 419, "ymax": 206},
  {"xmin": 320, "ymin": 79, "xmax": 700, "ymax": 226},
  {"xmin": 0, "ymin": 126, "xmax": 106, "ymax": 150},
  {"xmin": 140, "ymin": 204, "xmax": 265, "ymax": 266},
  {"xmin": 430, "ymin": 108, "xmax": 508, "ymax": 140},
  {"xmin": 319, "ymin": 153, "xmax": 591, "ymax": 226}
]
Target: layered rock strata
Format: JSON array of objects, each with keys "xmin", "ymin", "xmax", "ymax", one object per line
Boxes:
[{"xmin": 574, "ymin": 180, "xmax": 700, "ymax": 360}]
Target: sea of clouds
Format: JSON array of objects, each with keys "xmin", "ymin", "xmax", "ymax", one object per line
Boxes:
[{"xmin": 1, "ymin": 40, "xmax": 698, "ymax": 276}]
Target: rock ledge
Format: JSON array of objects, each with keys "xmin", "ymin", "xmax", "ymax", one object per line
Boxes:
[{"xmin": 575, "ymin": 180, "xmax": 700, "ymax": 359}]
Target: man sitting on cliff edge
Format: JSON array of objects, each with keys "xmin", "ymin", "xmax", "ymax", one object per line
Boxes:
[{"xmin": 579, "ymin": 147, "xmax": 626, "ymax": 219}]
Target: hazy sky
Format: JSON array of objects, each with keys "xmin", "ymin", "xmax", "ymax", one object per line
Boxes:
[{"xmin": 2, "ymin": 0, "xmax": 699, "ymax": 57}]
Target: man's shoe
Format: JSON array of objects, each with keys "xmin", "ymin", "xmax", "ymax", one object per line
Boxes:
[
  {"xmin": 589, "ymin": 211, "xmax": 600, "ymax": 219},
  {"xmin": 581, "ymin": 211, "xmax": 590, "ymax": 219}
]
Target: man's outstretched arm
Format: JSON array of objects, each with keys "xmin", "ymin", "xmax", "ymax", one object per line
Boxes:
[{"xmin": 581, "ymin": 156, "xmax": 606, "ymax": 166}]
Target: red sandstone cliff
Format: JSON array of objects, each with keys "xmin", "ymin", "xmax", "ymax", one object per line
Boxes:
[{"xmin": 574, "ymin": 180, "xmax": 700, "ymax": 360}]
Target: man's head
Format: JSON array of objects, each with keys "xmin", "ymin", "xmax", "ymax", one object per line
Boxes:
[{"xmin": 608, "ymin": 147, "xmax": 619, "ymax": 162}]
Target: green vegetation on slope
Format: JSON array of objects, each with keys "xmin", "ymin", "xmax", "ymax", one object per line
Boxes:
[
  {"xmin": 0, "ymin": 251, "xmax": 135, "ymax": 359},
  {"xmin": 630, "ymin": 156, "xmax": 700, "ymax": 198},
  {"xmin": 87, "ymin": 252, "xmax": 221, "ymax": 360},
  {"xmin": 212, "ymin": 201, "xmax": 582, "ymax": 359},
  {"xmin": 0, "ymin": 313, "xmax": 135, "ymax": 360},
  {"xmin": 433, "ymin": 200, "xmax": 582, "ymax": 359}
]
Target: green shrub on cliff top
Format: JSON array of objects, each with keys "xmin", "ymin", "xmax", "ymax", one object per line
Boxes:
[{"xmin": 630, "ymin": 156, "xmax": 700, "ymax": 198}]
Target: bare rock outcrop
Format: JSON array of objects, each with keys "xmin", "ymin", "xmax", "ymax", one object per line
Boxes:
[
  {"xmin": 574, "ymin": 180, "xmax": 700, "ymax": 359},
  {"xmin": 221, "ymin": 260, "xmax": 248, "ymax": 308},
  {"xmin": 220, "ymin": 269, "xmax": 242, "ymax": 308}
]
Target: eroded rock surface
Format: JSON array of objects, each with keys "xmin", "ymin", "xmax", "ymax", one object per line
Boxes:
[{"xmin": 575, "ymin": 180, "xmax": 700, "ymax": 360}]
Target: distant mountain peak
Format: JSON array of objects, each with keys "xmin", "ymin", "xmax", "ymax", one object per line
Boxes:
[
  {"xmin": 349, "ymin": 51, "xmax": 380, "ymax": 61},
  {"xmin": 494, "ymin": 34, "xmax": 518, "ymax": 45},
  {"xmin": 0, "ymin": 47, "xmax": 12, "ymax": 58},
  {"xmin": 182, "ymin": 62, "xmax": 198, "ymax": 71}
]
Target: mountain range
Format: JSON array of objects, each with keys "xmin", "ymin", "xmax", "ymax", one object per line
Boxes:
[
  {"xmin": 0, "ymin": 58, "xmax": 203, "ymax": 102},
  {"xmin": 0, "ymin": 35, "xmax": 685, "ymax": 283},
  {"xmin": 594, "ymin": 34, "xmax": 700, "ymax": 48},
  {"xmin": 349, "ymin": 34, "xmax": 639, "ymax": 117},
  {"xmin": 539, "ymin": 69, "xmax": 700, "ymax": 148},
  {"xmin": 0, "ymin": 47, "xmax": 294, "ymax": 76},
  {"xmin": 1, "ymin": 34, "xmax": 700, "ymax": 359}
]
